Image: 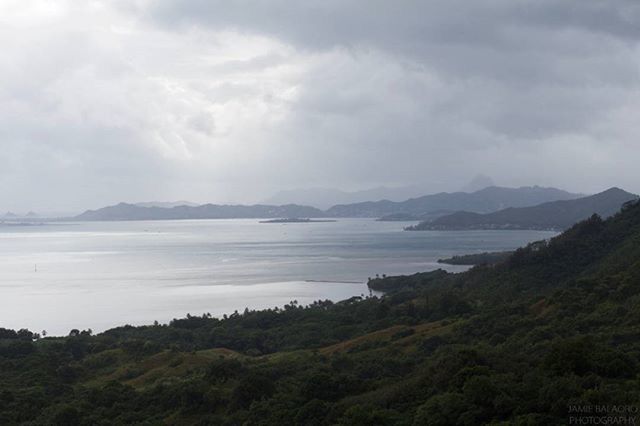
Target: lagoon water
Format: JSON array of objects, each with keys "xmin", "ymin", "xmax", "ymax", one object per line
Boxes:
[{"xmin": 0, "ymin": 219, "xmax": 556, "ymax": 335}]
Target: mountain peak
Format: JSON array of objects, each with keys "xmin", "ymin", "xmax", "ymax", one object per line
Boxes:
[
  {"xmin": 461, "ymin": 174, "xmax": 495, "ymax": 192},
  {"xmin": 590, "ymin": 187, "xmax": 636, "ymax": 200},
  {"xmin": 601, "ymin": 187, "xmax": 627, "ymax": 194},
  {"xmin": 409, "ymin": 187, "xmax": 638, "ymax": 231}
]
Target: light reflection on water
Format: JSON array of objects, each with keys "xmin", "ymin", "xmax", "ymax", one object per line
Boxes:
[{"xmin": 0, "ymin": 219, "xmax": 556, "ymax": 335}]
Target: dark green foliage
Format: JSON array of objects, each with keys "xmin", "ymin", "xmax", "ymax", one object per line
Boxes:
[
  {"xmin": 51, "ymin": 404, "xmax": 81, "ymax": 426},
  {"xmin": 367, "ymin": 268, "xmax": 449, "ymax": 292},
  {"xmin": 414, "ymin": 393, "xmax": 475, "ymax": 426},
  {"xmin": 231, "ymin": 372, "xmax": 275, "ymax": 408}
]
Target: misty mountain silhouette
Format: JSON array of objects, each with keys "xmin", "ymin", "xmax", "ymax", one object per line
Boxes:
[{"xmin": 407, "ymin": 187, "xmax": 638, "ymax": 231}]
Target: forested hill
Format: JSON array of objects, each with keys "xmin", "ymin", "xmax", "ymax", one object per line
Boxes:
[
  {"xmin": 407, "ymin": 187, "xmax": 638, "ymax": 231},
  {"xmin": 2, "ymin": 200, "xmax": 640, "ymax": 424}
]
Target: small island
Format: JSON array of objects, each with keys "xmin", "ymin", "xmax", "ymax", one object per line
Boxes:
[
  {"xmin": 376, "ymin": 213, "xmax": 422, "ymax": 222},
  {"xmin": 259, "ymin": 218, "xmax": 337, "ymax": 224},
  {"xmin": 437, "ymin": 250, "xmax": 513, "ymax": 266},
  {"xmin": 377, "ymin": 210, "xmax": 455, "ymax": 222}
]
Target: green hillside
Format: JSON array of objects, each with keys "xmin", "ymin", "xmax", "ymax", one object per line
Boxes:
[{"xmin": 2, "ymin": 201, "xmax": 640, "ymax": 425}]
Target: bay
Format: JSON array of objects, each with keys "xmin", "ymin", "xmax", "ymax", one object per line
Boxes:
[{"xmin": 0, "ymin": 219, "xmax": 556, "ymax": 335}]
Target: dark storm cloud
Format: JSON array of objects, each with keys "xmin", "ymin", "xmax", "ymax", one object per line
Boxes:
[
  {"xmin": 145, "ymin": 0, "xmax": 640, "ymax": 49},
  {"xmin": 140, "ymin": 0, "xmax": 640, "ymax": 141}
]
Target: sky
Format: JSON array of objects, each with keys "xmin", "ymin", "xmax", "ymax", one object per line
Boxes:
[{"xmin": 1, "ymin": 0, "xmax": 639, "ymax": 213}]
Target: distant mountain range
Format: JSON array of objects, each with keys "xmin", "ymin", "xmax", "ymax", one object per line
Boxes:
[
  {"xmin": 134, "ymin": 201, "xmax": 199, "ymax": 208},
  {"xmin": 326, "ymin": 186, "xmax": 583, "ymax": 218},
  {"xmin": 75, "ymin": 203, "xmax": 324, "ymax": 221},
  {"xmin": 2, "ymin": 211, "xmax": 39, "ymax": 219},
  {"xmin": 75, "ymin": 185, "xmax": 585, "ymax": 221},
  {"xmin": 407, "ymin": 188, "xmax": 638, "ymax": 231},
  {"xmin": 262, "ymin": 185, "xmax": 435, "ymax": 210},
  {"xmin": 262, "ymin": 176, "xmax": 498, "ymax": 209}
]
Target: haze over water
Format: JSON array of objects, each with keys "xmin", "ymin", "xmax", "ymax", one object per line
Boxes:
[{"xmin": 0, "ymin": 219, "xmax": 556, "ymax": 335}]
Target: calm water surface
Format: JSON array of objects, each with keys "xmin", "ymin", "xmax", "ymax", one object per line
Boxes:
[{"xmin": 0, "ymin": 219, "xmax": 556, "ymax": 334}]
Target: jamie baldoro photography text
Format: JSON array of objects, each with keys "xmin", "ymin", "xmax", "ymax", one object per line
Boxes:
[{"xmin": 568, "ymin": 405, "xmax": 638, "ymax": 425}]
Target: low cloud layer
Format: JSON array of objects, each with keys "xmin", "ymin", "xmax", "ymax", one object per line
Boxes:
[{"xmin": 1, "ymin": 0, "xmax": 639, "ymax": 212}]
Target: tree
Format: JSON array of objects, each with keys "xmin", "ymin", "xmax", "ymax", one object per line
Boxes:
[
  {"xmin": 51, "ymin": 405, "xmax": 80, "ymax": 426},
  {"xmin": 231, "ymin": 372, "xmax": 275, "ymax": 408},
  {"xmin": 414, "ymin": 393, "xmax": 475, "ymax": 426}
]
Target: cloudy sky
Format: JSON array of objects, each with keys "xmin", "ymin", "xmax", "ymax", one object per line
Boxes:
[{"xmin": 1, "ymin": 0, "xmax": 639, "ymax": 213}]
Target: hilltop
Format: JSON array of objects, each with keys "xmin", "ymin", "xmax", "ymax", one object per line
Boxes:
[
  {"xmin": 326, "ymin": 186, "xmax": 582, "ymax": 218},
  {"xmin": 262, "ymin": 185, "xmax": 432, "ymax": 210},
  {"xmin": 407, "ymin": 187, "xmax": 637, "ymax": 231}
]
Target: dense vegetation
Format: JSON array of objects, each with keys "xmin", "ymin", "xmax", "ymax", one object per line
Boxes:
[
  {"xmin": 407, "ymin": 187, "xmax": 637, "ymax": 231},
  {"xmin": 3, "ymin": 200, "xmax": 640, "ymax": 424}
]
